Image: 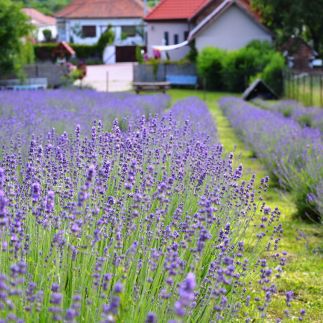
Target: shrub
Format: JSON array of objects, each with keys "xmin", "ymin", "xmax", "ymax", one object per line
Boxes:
[
  {"xmin": 34, "ymin": 43, "xmax": 57, "ymax": 61},
  {"xmin": 71, "ymin": 44, "xmax": 99, "ymax": 59},
  {"xmin": 196, "ymin": 41, "xmax": 285, "ymax": 95},
  {"xmin": 34, "ymin": 43, "xmax": 99, "ymax": 61},
  {"xmin": 42, "ymin": 29, "xmax": 53, "ymax": 42},
  {"xmin": 261, "ymin": 52, "xmax": 285, "ymax": 97},
  {"xmin": 135, "ymin": 46, "xmax": 144, "ymax": 64},
  {"xmin": 246, "ymin": 40, "xmax": 274, "ymax": 58},
  {"xmin": 223, "ymin": 42, "xmax": 277, "ymax": 92},
  {"xmin": 223, "ymin": 47, "xmax": 262, "ymax": 92},
  {"xmin": 197, "ymin": 47, "xmax": 225, "ymax": 90}
]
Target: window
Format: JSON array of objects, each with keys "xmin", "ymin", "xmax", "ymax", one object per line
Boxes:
[
  {"xmin": 82, "ymin": 25, "xmax": 96, "ymax": 38},
  {"xmin": 122, "ymin": 26, "xmax": 136, "ymax": 38},
  {"xmin": 164, "ymin": 31, "xmax": 169, "ymax": 45},
  {"xmin": 184, "ymin": 31, "xmax": 189, "ymax": 41},
  {"xmin": 174, "ymin": 34, "xmax": 179, "ymax": 44}
]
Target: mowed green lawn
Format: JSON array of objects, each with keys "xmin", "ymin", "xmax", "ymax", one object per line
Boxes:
[{"xmin": 169, "ymin": 89, "xmax": 323, "ymax": 322}]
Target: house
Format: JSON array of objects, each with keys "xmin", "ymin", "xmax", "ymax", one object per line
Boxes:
[
  {"xmin": 281, "ymin": 36, "xmax": 318, "ymax": 70},
  {"xmin": 55, "ymin": 0, "xmax": 145, "ymax": 46},
  {"xmin": 145, "ymin": 0, "xmax": 273, "ymax": 61},
  {"xmin": 23, "ymin": 8, "xmax": 57, "ymax": 42}
]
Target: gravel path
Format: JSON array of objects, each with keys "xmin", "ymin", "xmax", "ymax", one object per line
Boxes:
[{"xmin": 81, "ymin": 63, "xmax": 134, "ymax": 92}]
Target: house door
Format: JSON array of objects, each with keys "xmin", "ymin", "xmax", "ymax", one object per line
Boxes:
[{"xmin": 115, "ymin": 46, "xmax": 146, "ymax": 63}]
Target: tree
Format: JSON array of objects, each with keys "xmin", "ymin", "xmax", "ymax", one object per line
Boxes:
[
  {"xmin": 96, "ymin": 26, "xmax": 115, "ymax": 55},
  {"xmin": 0, "ymin": 0, "xmax": 33, "ymax": 76},
  {"xmin": 252, "ymin": 0, "xmax": 323, "ymax": 53},
  {"xmin": 20, "ymin": 0, "xmax": 71, "ymax": 15}
]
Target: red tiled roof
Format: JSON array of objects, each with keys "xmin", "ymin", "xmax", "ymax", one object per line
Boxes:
[
  {"xmin": 235, "ymin": 0, "xmax": 262, "ymax": 23},
  {"xmin": 23, "ymin": 8, "xmax": 56, "ymax": 26},
  {"xmin": 55, "ymin": 0, "xmax": 144, "ymax": 19},
  {"xmin": 145, "ymin": 0, "xmax": 211, "ymax": 21},
  {"xmin": 145, "ymin": 0, "xmax": 261, "ymax": 22}
]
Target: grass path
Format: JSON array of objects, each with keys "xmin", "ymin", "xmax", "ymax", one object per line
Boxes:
[{"xmin": 169, "ymin": 89, "xmax": 323, "ymax": 322}]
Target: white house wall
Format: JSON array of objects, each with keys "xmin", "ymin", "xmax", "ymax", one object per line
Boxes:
[
  {"xmin": 195, "ymin": 5, "xmax": 272, "ymax": 51},
  {"xmin": 147, "ymin": 22, "xmax": 190, "ymax": 61},
  {"xmin": 58, "ymin": 18, "xmax": 144, "ymax": 45}
]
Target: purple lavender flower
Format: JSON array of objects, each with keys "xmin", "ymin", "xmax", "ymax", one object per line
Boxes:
[
  {"xmin": 285, "ymin": 291, "xmax": 294, "ymax": 306},
  {"xmin": 145, "ymin": 312, "xmax": 157, "ymax": 323},
  {"xmin": 31, "ymin": 182, "xmax": 41, "ymax": 202},
  {"xmin": 174, "ymin": 273, "xmax": 196, "ymax": 317},
  {"xmin": 114, "ymin": 282, "xmax": 123, "ymax": 294}
]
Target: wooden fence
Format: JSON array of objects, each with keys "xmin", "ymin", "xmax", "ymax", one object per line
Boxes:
[{"xmin": 284, "ymin": 70, "xmax": 323, "ymax": 107}]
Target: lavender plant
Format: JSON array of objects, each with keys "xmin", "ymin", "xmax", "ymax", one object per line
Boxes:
[
  {"xmin": 219, "ymin": 97, "xmax": 323, "ymax": 222},
  {"xmin": 0, "ymin": 96, "xmax": 296, "ymax": 322}
]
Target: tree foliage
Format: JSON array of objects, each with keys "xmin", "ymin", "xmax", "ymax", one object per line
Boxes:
[
  {"xmin": 251, "ymin": 0, "xmax": 323, "ymax": 53},
  {"xmin": 0, "ymin": 0, "xmax": 33, "ymax": 76},
  {"xmin": 197, "ymin": 41, "xmax": 285, "ymax": 95},
  {"xmin": 96, "ymin": 26, "xmax": 115, "ymax": 55},
  {"xmin": 20, "ymin": 0, "xmax": 71, "ymax": 15}
]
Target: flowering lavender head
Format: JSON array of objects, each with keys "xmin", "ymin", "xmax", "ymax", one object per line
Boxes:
[
  {"xmin": 114, "ymin": 282, "xmax": 123, "ymax": 294},
  {"xmin": 145, "ymin": 312, "xmax": 157, "ymax": 323},
  {"xmin": 31, "ymin": 182, "xmax": 41, "ymax": 202},
  {"xmin": 0, "ymin": 190, "xmax": 7, "ymax": 216}
]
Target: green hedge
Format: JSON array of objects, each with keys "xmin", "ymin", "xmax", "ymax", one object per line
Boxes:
[
  {"xmin": 34, "ymin": 43, "xmax": 57, "ymax": 61},
  {"xmin": 197, "ymin": 41, "xmax": 285, "ymax": 96},
  {"xmin": 197, "ymin": 47, "xmax": 225, "ymax": 90},
  {"xmin": 71, "ymin": 44, "xmax": 99, "ymax": 59},
  {"xmin": 34, "ymin": 43, "xmax": 99, "ymax": 62}
]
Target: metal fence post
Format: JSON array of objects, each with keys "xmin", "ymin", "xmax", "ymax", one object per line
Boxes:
[{"xmin": 310, "ymin": 74, "xmax": 313, "ymax": 105}]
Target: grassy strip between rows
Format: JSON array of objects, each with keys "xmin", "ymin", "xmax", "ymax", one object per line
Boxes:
[{"xmin": 169, "ymin": 89, "xmax": 323, "ymax": 322}]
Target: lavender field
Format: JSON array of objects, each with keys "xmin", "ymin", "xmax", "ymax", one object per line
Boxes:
[{"xmin": 0, "ymin": 90, "xmax": 308, "ymax": 322}]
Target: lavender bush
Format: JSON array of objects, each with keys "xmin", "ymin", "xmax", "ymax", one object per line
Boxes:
[
  {"xmin": 0, "ymin": 95, "xmax": 296, "ymax": 322},
  {"xmin": 253, "ymin": 99, "xmax": 323, "ymax": 134},
  {"xmin": 219, "ymin": 97, "xmax": 323, "ymax": 222}
]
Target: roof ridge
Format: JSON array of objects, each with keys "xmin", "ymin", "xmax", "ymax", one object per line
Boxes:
[{"xmin": 55, "ymin": 0, "xmax": 144, "ymax": 18}]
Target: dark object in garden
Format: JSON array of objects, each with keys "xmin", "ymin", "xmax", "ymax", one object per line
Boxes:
[
  {"xmin": 166, "ymin": 75, "xmax": 197, "ymax": 87},
  {"xmin": 52, "ymin": 42, "xmax": 76, "ymax": 64},
  {"xmin": 133, "ymin": 81, "xmax": 170, "ymax": 93},
  {"xmin": 243, "ymin": 79, "xmax": 278, "ymax": 101}
]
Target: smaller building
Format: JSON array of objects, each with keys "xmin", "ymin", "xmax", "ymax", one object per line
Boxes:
[
  {"xmin": 23, "ymin": 8, "xmax": 57, "ymax": 42},
  {"xmin": 281, "ymin": 36, "xmax": 318, "ymax": 71},
  {"xmin": 52, "ymin": 42, "xmax": 76, "ymax": 64},
  {"xmin": 55, "ymin": 0, "xmax": 145, "ymax": 46}
]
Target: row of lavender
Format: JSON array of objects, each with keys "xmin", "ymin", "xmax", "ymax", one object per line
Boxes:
[
  {"xmin": 0, "ymin": 93, "xmax": 298, "ymax": 321},
  {"xmin": 219, "ymin": 97, "xmax": 323, "ymax": 222},
  {"xmin": 0, "ymin": 90, "xmax": 170, "ymax": 145},
  {"xmin": 253, "ymin": 99, "xmax": 323, "ymax": 133}
]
